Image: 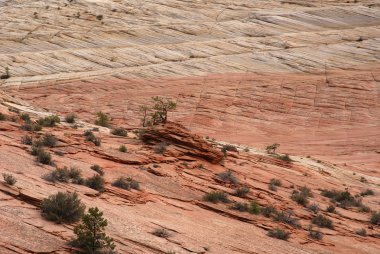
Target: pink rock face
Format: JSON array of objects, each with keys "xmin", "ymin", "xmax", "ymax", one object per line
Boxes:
[{"xmin": 1, "ymin": 0, "xmax": 380, "ymax": 253}]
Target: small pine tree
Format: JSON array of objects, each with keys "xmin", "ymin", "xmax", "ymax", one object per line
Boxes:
[{"xmin": 72, "ymin": 207, "xmax": 115, "ymax": 253}]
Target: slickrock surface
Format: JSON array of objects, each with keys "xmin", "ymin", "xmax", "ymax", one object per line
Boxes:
[{"xmin": 0, "ymin": 0, "xmax": 380, "ymax": 253}]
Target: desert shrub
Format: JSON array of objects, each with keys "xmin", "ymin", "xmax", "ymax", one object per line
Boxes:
[
  {"xmin": 84, "ymin": 130, "xmax": 101, "ymax": 146},
  {"xmin": 119, "ymin": 145, "xmax": 127, "ymax": 153},
  {"xmin": 268, "ymin": 183, "xmax": 277, "ymax": 191},
  {"xmin": 21, "ymin": 135, "xmax": 33, "ymax": 145},
  {"xmin": 217, "ymin": 170, "xmax": 238, "ymax": 184},
  {"xmin": 230, "ymin": 202, "xmax": 248, "ymax": 212},
  {"xmin": 37, "ymin": 115, "xmax": 60, "ymax": 127},
  {"xmin": 308, "ymin": 226, "xmax": 323, "ymax": 240},
  {"xmin": 268, "ymin": 178, "xmax": 282, "ymax": 191},
  {"xmin": 277, "ymin": 154, "xmax": 292, "ymax": 162},
  {"xmin": 153, "ymin": 228, "xmax": 170, "ymax": 238},
  {"xmin": 36, "ymin": 149, "xmax": 52, "ymax": 165},
  {"xmin": 321, "ymin": 189, "xmax": 362, "ymax": 208},
  {"xmin": 275, "ymin": 210, "xmax": 300, "ymax": 227},
  {"xmin": 65, "ymin": 113, "xmax": 76, "ymax": 123},
  {"xmin": 360, "ymin": 176, "xmax": 367, "ymax": 183},
  {"xmin": 112, "ymin": 177, "xmax": 139, "ymax": 190},
  {"xmin": 267, "ymin": 228, "xmax": 290, "ymax": 240},
  {"xmin": 20, "ymin": 113, "xmax": 31, "ymax": 123},
  {"xmin": 94, "ymin": 111, "xmax": 110, "ymax": 127},
  {"xmin": 234, "ymin": 187, "xmax": 249, "ymax": 197},
  {"xmin": 96, "ymin": 14, "xmax": 103, "ymax": 20},
  {"xmin": 91, "ymin": 164, "xmax": 104, "ymax": 176},
  {"xmin": 203, "ymin": 191, "xmax": 229, "ymax": 203},
  {"xmin": 308, "ymin": 203, "xmax": 320, "ymax": 214},
  {"xmin": 261, "ymin": 205, "xmax": 277, "ymax": 218},
  {"xmin": 356, "ymin": 228, "xmax": 367, "ymax": 236},
  {"xmin": 221, "ymin": 144, "xmax": 238, "ymax": 154},
  {"xmin": 111, "ymin": 127, "xmax": 127, "ymax": 137},
  {"xmin": 2, "ymin": 173, "xmax": 17, "ymax": 185},
  {"xmin": 41, "ymin": 192, "xmax": 85, "ymax": 223},
  {"xmin": 71, "ymin": 207, "xmax": 115, "ymax": 253},
  {"xmin": 326, "ymin": 205, "xmax": 336, "ymax": 213},
  {"xmin": 0, "ymin": 113, "xmax": 6, "ymax": 121},
  {"xmin": 312, "ymin": 214, "xmax": 333, "ymax": 229},
  {"xmin": 370, "ymin": 211, "xmax": 380, "ymax": 225},
  {"xmin": 270, "ymin": 178, "xmax": 282, "ymax": 187},
  {"xmin": 291, "ymin": 190, "xmax": 309, "ymax": 206},
  {"xmin": 154, "ymin": 142, "xmax": 168, "ymax": 154},
  {"xmin": 299, "ymin": 186, "xmax": 313, "ymax": 197},
  {"xmin": 248, "ymin": 200, "xmax": 261, "ymax": 215},
  {"xmin": 21, "ymin": 123, "xmax": 42, "ymax": 132},
  {"xmin": 359, "ymin": 205, "xmax": 371, "ymax": 213},
  {"xmin": 42, "ymin": 133, "xmax": 58, "ymax": 147},
  {"xmin": 361, "ymin": 189, "xmax": 375, "ymax": 196},
  {"xmin": 86, "ymin": 174, "xmax": 105, "ymax": 191},
  {"xmin": 266, "ymin": 143, "xmax": 280, "ymax": 154},
  {"xmin": 43, "ymin": 167, "xmax": 83, "ymax": 184}
]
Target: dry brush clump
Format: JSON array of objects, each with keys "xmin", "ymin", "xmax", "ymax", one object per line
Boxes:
[
  {"xmin": 112, "ymin": 177, "xmax": 140, "ymax": 190},
  {"xmin": 41, "ymin": 192, "xmax": 85, "ymax": 224},
  {"xmin": 2, "ymin": 173, "xmax": 17, "ymax": 185},
  {"xmin": 203, "ymin": 191, "xmax": 229, "ymax": 203}
]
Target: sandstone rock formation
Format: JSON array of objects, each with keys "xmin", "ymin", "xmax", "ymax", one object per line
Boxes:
[{"xmin": 0, "ymin": 0, "xmax": 380, "ymax": 253}]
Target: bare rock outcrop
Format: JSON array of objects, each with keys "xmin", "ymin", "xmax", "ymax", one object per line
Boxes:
[{"xmin": 141, "ymin": 122, "xmax": 224, "ymax": 163}]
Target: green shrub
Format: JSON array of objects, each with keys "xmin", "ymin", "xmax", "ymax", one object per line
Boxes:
[
  {"xmin": 38, "ymin": 115, "xmax": 60, "ymax": 127},
  {"xmin": 71, "ymin": 207, "xmax": 115, "ymax": 253},
  {"xmin": 119, "ymin": 145, "xmax": 127, "ymax": 153},
  {"xmin": 21, "ymin": 135, "xmax": 33, "ymax": 145},
  {"xmin": 21, "ymin": 123, "xmax": 42, "ymax": 132},
  {"xmin": 291, "ymin": 190, "xmax": 309, "ymax": 206},
  {"xmin": 203, "ymin": 191, "xmax": 229, "ymax": 203},
  {"xmin": 86, "ymin": 174, "xmax": 105, "ymax": 191},
  {"xmin": 41, "ymin": 192, "xmax": 85, "ymax": 223},
  {"xmin": 261, "ymin": 205, "xmax": 277, "ymax": 218},
  {"xmin": 321, "ymin": 189, "xmax": 362, "ymax": 208},
  {"xmin": 308, "ymin": 226, "xmax": 323, "ymax": 240},
  {"xmin": 111, "ymin": 127, "xmax": 127, "ymax": 137},
  {"xmin": 270, "ymin": 178, "xmax": 282, "ymax": 187},
  {"xmin": 248, "ymin": 200, "xmax": 261, "ymax": 215},
  {"xmin": 234, "ymin": 187, "xmax": 249, "ymax": 197},
  {"xmin": 94, "ymin": 111, "xmax": 110, "ymax": 127},
  {"xmin": 43, "ymin": 167, "xmax": 83, "ymax": 184},
  {"xmin": 312, "ymin": 215, "xmax": 333, "ymax": 229},
  {"xmin": 0, "ymin": 112, "xmax": 6, "ymax": 121},
  {"xmin": 2, "ymin": 173, "xmax": 17, "ymax": 185},
  {"xmin": 217, "ymin": 170, "xmax": 238, "ymax": 184},
  {"xmin": 112, "ymin": 177, "xmax": 139, "ymax": 190},
  {"xmin": 275, "ymin": 154, "xmax": 292, "ymax": 162},
  {"xmin": 361, "ymin": 189, "xmax": 375, "ymax": 196},
  {"xmin": 153, "ymin": 228, "xmax": 170, "ymax": 238},
  {"xmin": 154, "ymin": 142, "xmax": 167, "ymax": 154},
  {"xmin": 299, "ymin": 186, "xmax": 313, "ymax": 197},
  {"xmin": 356, "ymin": 228, "xmax": 367, "ymax": 236},
  {"xmin": 307, "ymin": 203, "xmax": 320, "ymax": 213},
  {"xmin": 326, "ymin": 205, "xmax": 336, "ymax": 213},
  {"xmin": 65, "ymin": 113, "xmax": 76, "ymax": 123},
  {"xmin": 91, "ymin": 164, "xmax": 104, "ymax": 176},
  {"xmin": 266, "ymin": 143, "xmax": 280, "ymax": 154},
  {"xmin": 221, "ymin": 144, "xmax": 238, "ymax": 154},
  {"xmin": 230, "ymin": 202, "xmax": 248, "ymax": 212},
  {"xmin": 20, "ymin": 113, "xmax": 31, "ymax": 123},
  {"xmin": 275, "ymin": 210, "xmax": 300, "ymax": 227},
  {"xmin": 36, "ymin": 149, "xmax": 52, "ymax": 165},
  {"xmin": 267, "ymin": 228, "xmax": 290, "ymax": 240},
  {"xmin": 84, "ymin": 130, "xmax": 101, "ymax": 146},
  {"xmin": 370, "ymin": 211, "xmax": 380, "ymax": 225},
  {"xmin": 42, "ymin": 133, "xmax": 58, "ymax": 147}
]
